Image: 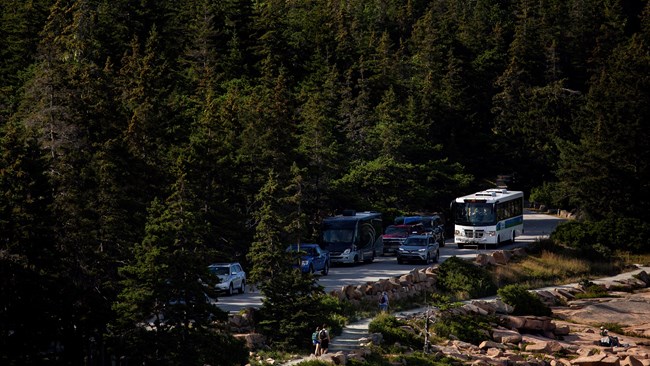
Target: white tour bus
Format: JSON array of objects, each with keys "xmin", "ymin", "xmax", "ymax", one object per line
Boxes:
[{"xmin": 450, "ymin": 189, "xmax": 524, "ymax": 249}]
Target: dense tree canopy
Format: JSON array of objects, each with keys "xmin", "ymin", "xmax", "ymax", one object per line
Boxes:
[{"xmin": 1, "ymin": 0, "xmax": 648, "ymax": 363}]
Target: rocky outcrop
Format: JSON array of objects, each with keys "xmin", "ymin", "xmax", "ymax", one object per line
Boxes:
[
  {"xmin": 329, "ymin": 266, "xmax": 438, "ymax": 306},
  {"xmin": 355, "ymin": 270, "xmax": 650, "ymax": 366}
]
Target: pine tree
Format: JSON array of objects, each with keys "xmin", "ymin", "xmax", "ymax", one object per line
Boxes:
[
  {"xmin": 296, "ymin": 63, "xmax": 342, "ymax": 228},
  {"xmin": 247, "ymin": 170, "xmax": 326, "ymax": 349},
  {"xmin": 17, "ymin": 1, "xmax": 126, "ymax": 361},
  {"xmin": 0, "ymin": 118, "xmax": 58, "ymax": 363},
  {"xmin": 112, "ymin": 154, "xmax": 247, "ymax": 365},
  {"xmin": 557, "ymin": 32, "xmax": 650, "ymax": 220}
]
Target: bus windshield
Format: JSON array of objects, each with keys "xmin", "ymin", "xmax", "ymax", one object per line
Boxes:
[
  {"xmin": 322, "ymin": 229, "xmax": 354, "ymax": 244},
  {"xmin": 454, "ymin": 202, "xmax": 496, "ymax": 226}
]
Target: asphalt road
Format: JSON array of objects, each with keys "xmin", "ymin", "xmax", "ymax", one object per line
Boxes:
[{"xmin": 215, "ymin": 211, "xmax": 565, "ymax": 313}]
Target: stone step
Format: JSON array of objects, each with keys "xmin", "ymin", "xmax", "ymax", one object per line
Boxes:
[{"xmin": 328, "ymin": 326, "xmax": 370, "ymax": 353}]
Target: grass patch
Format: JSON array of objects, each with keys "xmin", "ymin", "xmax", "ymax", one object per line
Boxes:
[
  {"xmin": 574, "ymin": 284, "xmax": 612, "ymax": 299},
  {"xmin": 597, "ymin": 323, "xmax": 624, "ymax": 334},
  {"xmin": 254, "ymin": 349, "xmax": 297, "ymax": 364},
  {"xmin": 492, "ymin": 250, "xmax": 621, "ymax": 288},
  {"xmin": 615, "ymin": 251, "xmax": 650, "ymax": 267}
]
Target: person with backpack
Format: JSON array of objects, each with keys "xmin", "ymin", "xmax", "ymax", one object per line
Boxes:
[
  {"xmin": 311, "ymin": 326, "xmax": 321, "ymax": 356},
  {"xmin": 379, "ymin": 291, "xmax": 389, "ymax": 312},
  {"xmin": 318, "ymin": 324, "xmax": 330, "ymax": 355}
]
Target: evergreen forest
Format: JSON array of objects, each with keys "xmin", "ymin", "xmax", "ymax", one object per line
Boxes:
[{"xmin": 1, "ymin": 0, "xmax": 649, "ymax": 364}]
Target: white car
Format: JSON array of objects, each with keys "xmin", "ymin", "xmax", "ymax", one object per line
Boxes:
[{"xmin": 208, "ymin": 262, "xmax": 246, "ymax": 295}]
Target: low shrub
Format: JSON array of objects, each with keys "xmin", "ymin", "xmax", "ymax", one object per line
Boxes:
[
  {"xmin": 348, "ymin": 347, "xmax": 391, "ymax": 366},
  {"xmin": 395, "ymin": 351, "xmax": 449, "ymax": 366},
  {"xmin": 432, "ymin": 313, "xmax": 492, "ymax": 345},
  {"xmin": 575, "ymin": 279, "xmax": 610, "ymax": 299},
  {"xmin": 294, "ymin": 360, "xmax": 332, "ymax": 366},
  {"xmin": 436, "ymin": 256, "xmax": 497, "ymax": 299},
  {"xmin": 497, "ymin": 284, "xmax": 551, "ymax": 316},
  {"xmin": 368, "ymin": 313, "xmax": 422, "ymax": 349},
  {"xmin": 598, "ymin": 322, "xmax": 624, "ymax": 335}
]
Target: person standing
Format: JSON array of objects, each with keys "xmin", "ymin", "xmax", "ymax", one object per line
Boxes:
[
  {"xmin": 379, "ymin": 291, "xmax": 389, "ymax": 312},
  {"xmin": 311, "ymin": 326, "xmax": 321, "ymax": 356},
  {"xmin": 318, "ymin": 324, "xmax": 330, "ymax": 355}
]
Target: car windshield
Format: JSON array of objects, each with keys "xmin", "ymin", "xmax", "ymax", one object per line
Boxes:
[
  {"xmin": 405, "ymin": 238, "xmax": 428, "ymax": 246},
  {"xmin": 385, "ymin": 226, "xmax": 408, "ymax": 235},
  {"xmin": 210, "ymin": 266, "xmax": 230, "ymax": 276},
  {"xmin": 287, "ymin": 245, "xmax": 317, "ymax": 255}
]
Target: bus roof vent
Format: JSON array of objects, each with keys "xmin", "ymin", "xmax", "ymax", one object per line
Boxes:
[{"xmin": 341, "ymin": 209, "xmax": 356, "ymax": 216}]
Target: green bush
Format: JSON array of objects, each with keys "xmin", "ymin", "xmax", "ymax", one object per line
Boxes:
[
  {"xmin": 551, "ymin": 221, "xmax": 610, "ymax": 260},
  {"xmin": 436, "ymin": 256, "xmax": 497, "ymax": 299},
  {"xmin": 497, "ymin": 284, "xmax": 551, "ymax": 316},
  {"xmin": 294, "ymin": 360, "xmax": 333, "ymax": 366},
  {"xmin": 551, "ymin": 218, "xmax": 650, "ymax": 260},
  {"xmin": 397, "ymin": 352, "xmax": 449, "ymax": 366},
  {"xmin": 432, "ymin": 313, "xmax": 492, "ymax": 345},
  {"xmin": 368, "ymin": 313, "xmax": 422, "ymax": 349},
  {"xmin": 530, "ymin": 182, "xmax": 567, "ymax": 208}
]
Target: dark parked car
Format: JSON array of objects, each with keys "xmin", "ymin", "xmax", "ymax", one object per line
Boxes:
[
  {"xmin": 396, "ymin": 235, "xmax": 440, "ymax": 264},
  {"xmin": 286, "ymin": 243, "xmax": 330, "ymax": 275},
  {"xmin": 382, "ymin": 223, "xmax": 426, "ymax": 254},
  {"xmin": 395, "ymin": 214, "xmax": 446, "ymax": 247}
]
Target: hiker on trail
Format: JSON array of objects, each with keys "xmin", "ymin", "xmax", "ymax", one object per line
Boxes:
[
  {"xmin": 379, "ymin": 291, "xmax": 389, "ymax": 312},
  {"xmin": 318, "ymin": 324, "xmax": 330, "ymax": 355},
  {"xmin": 311, "ymin": 326, "xmax": 321, "ymax": 356}
]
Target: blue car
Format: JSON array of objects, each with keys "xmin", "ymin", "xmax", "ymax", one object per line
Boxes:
[{"xmin": 286, "ymin": 243, "xmax": 330, "ymax": 275}]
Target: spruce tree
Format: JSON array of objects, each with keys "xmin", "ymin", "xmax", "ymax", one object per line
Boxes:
[
  {"xmin": 248, "ymin": 170, "xmax": 326, "ymax": 350},
  {"xmin": 556, "ymin": 32, "xmax": 650, "ymax": 220},
  {"xmin": 112, "ymin": 154, "xmax": 247, "ymax": 365}
]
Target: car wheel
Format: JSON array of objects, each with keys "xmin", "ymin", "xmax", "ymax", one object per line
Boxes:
[
  {"xmin": 439, "ymin": 235, "xmax": 445, "ymax": 247},
  {"xmin": 434, "ymin": 250, "xmax": 440, "ymax": 263},
  {"xmin": 397, "ymin": 258, "xmax": 403, "ymax": 264},
  {"xmin": 239, "ymin": 280, "xmax": 246, "ymax": 294},
  {"xmin": 425, "ymin": 253, "xmax": 431, "ymax": 264},
  {"xmin": 309, "ymin": 265, "xmax": 315, "ymax": 274},
  {"xmin": 322, "ymin": 262, "xmax": 329, "ymax": 276},
  {"xmin": 457, "ymin": 243, "xmax": 465, "ymax": 249},
  {"xmin": 228, "ymin": 283, "xmax": 234, "ymax": 296}
]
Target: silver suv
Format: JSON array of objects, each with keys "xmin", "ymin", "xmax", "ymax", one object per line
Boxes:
[
  {"xmin": 396, "ymin": 235, "xmax": 440, "ymax": 264},
  {"xmin": 208, "ymin": 262, "xmax": 246, "ymax": 295}
]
